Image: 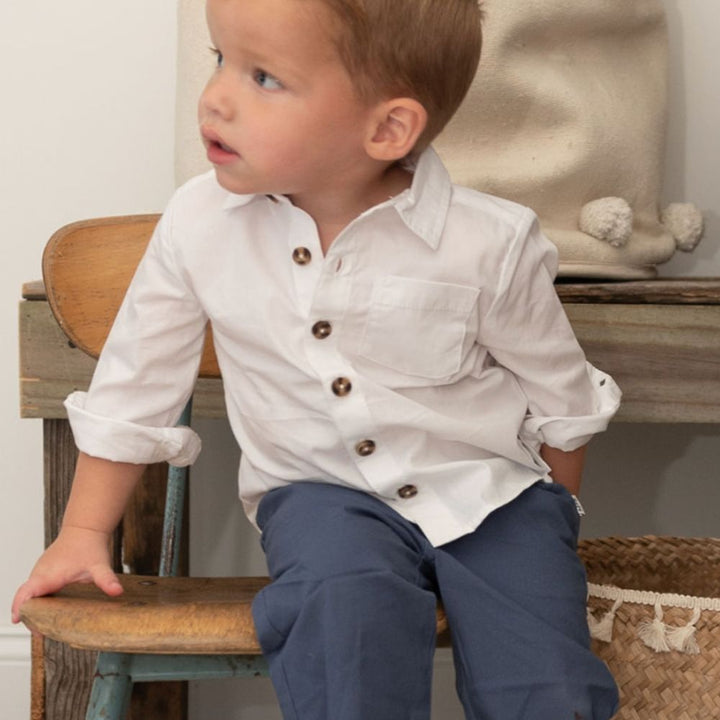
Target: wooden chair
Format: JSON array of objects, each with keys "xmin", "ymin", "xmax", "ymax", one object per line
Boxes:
[{"xmin": 19, "ymin": 215, "xmax": 451, "ymax": 720}]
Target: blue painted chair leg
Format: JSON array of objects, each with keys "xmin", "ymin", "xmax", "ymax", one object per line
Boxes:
[{"xmin": 85, "ymin": 653, "xmax": 134, "ymax": 720}]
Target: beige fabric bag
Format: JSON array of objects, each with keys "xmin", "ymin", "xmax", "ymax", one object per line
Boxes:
[
  {"xmin": 435, "ymin": 0, "xmax": 702, "ymax": 278},
  {"xmin": 176, "ymin": 0, "xmax": 702, "ymax": 278}
]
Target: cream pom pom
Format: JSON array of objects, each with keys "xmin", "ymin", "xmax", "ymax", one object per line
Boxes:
[
  {"xmin": 661, "ymin": 202, "xmax": 704, "ymax": 252},
  {"xmin": 579, "ymin": 197, "xmax": 634, "ymax": 248}
]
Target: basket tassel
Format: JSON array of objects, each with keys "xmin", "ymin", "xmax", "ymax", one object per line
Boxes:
[
  {"xmin": 638, "ymin": 602, "xmax": 671, "ymax": 652},
  {"xmin": 666, "ymin": 607, "xmax": 702, "ymax": 654},
  {"xmin": 587, "ymin": 598, "xmax": 623, "ymax": 642}
]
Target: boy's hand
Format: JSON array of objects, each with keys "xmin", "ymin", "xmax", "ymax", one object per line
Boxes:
[
  {"xmin": 11, "ymin": 525, "xmax": 123, "ymax": 624},
  {"xmin": 12, "ymin": 452, "xmax": 144, "ymax": 625}
]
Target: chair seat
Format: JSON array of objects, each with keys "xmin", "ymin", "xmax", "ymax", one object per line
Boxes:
[
  {"xmin": 20, "ymin": 575, "xmax": 270, "ymax": 654},
  {"xmin": 21, "ymin": 574, "xmax": 452, "ymax": 654}
]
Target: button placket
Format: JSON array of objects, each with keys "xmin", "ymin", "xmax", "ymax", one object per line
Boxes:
[
  {"xmin": 305, "ymin": 320, "xmax": 393, "ymax": 492},
  {"xmin": 286, "ymin": 207, "xmax": 324, "ymax": 318},
  {"xmin": 295, "ymin": 229, "xmax": 403, "ymax": 496}
]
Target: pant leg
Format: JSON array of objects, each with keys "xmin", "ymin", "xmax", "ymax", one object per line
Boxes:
[
  {"xmin": 436, "ymin": 482, "xmax": 619, "ymax": 720},
  {"xmin": 252, "ymin": 482, "xmax": 439, "ymax": 720}
]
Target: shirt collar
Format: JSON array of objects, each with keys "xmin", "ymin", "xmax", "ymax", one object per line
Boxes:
[
  {"xmin": 391, "ymin": 146, "xmax": 452, "ymax": 250},
  {"xmin": 218, "ymin": 146, "xmax": 453, "ymax": 250}
]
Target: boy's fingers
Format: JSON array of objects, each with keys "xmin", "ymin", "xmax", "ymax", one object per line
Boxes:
[
  {"xmin": 90, "ymin": 566, "xmax": 124, "ymax": 597},
  {"xmin": 11, "ymin": 579, "xmax": 50, "ymax": 624},
  {"xmin": 11, "ymin": 587, "xmax": 27, "ymax": 623},
  {"xmin": 12, "ymin": 566, "xmax": 122, "ymax": 623}
]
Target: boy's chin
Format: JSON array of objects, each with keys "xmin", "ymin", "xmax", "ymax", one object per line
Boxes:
[
  {"xmin": 212, "ymin": 168, "xmax": 287, "ymax": 199},
  {"xmin": 212, "ymin": 170, "xmax": 258, "ymax": 196}
]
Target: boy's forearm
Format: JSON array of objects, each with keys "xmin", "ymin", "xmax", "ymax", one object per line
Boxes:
[
  {"xmin": 61, "ymin": 452, "xmax": 147, "ymax": 536},
  {"xmin": 540, "ymin": 443, "xmax": 587, "ymax": 497}
]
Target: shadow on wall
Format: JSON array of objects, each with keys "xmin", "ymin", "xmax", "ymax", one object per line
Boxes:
[
  {"xmin": 661, "ymin": 0, "xmax": 687, "ymax": 204},
  {"xmin": 581, "ymin": 422, "xmax": 720, "ymax": 539},
  {"xmin": 190, "ymin": 417, "xmax": 267, "ymax": 578}
]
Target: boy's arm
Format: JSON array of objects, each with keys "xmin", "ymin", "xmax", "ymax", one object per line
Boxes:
[
  {"xmin": 480, "ymin": 216, "xmax": 620, "ymax": 460},
  {"xmin": 11, "ymin": 452, "xmax": 146, "ymax": 623},
  {"xmin": 540, "ymin": 443, "xmax": 587, "ymax": 497}
]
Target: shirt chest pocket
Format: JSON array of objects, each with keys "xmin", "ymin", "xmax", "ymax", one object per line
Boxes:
[{"xmin": 358, "ymin": 276, "xmax": 480, "ymax": 380}]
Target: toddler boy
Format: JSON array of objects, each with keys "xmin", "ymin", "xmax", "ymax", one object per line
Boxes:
[{"xmin": 14, "ymin": 1, "xmax": 620, "ymax": 718}]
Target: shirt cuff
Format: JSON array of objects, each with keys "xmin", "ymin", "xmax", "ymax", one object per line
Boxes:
[
  {"xmin": 65, "ymin": 391, "xmax": 202, "ymax": 467},
  {"xmin": 521, "ymin": 364, "xmax": 622, "ymax": 452}
]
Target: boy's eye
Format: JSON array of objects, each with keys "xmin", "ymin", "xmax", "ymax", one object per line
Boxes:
[
  {"xmin": 254, "ymin": 69, "xmax": 283, "ymax": 90},
  {"xmin": 210, "ymin": 47, "xmax": 223, "ymax": 68}
]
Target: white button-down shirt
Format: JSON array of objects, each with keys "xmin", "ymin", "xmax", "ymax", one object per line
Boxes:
[{"xmin": 66, "ymin": 148, "xmax": 620, "ymax": 546}]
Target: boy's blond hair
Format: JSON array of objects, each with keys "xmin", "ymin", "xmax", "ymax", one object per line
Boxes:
[{"xmin": 320, "ymin": 0, "xmax": 483, "ymax": 151}]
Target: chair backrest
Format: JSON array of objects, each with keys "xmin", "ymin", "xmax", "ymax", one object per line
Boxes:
[
  {"xmin": 42, "ymin": 214, "xmax": 220, "ymax": 577},
  {"xmin": 42, "ymin": 214, "xmax": 219, "ymax": 377}
]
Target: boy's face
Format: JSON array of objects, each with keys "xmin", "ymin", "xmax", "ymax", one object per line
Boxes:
[{"xmin": 199, "ymin": 0, "xmax": 377, "ymax": 199}]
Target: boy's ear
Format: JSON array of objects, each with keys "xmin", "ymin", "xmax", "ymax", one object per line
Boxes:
[{"xmin": 365, "ymin": 98, "xmax": 428, "ymax": 161}]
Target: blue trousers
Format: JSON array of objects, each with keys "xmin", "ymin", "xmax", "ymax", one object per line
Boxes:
[{"xmin": 251, "ymin": 481, "xmax": 618, "ymax": 720}]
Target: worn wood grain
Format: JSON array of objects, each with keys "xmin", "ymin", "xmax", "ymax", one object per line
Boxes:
[
  {"xmin": 129, "ymin": 683, "xmax": 187, "ymax": 720},
  {"xmin": 21, "ymin": 297, "xmax": 720, "ymax": 423},
  {"xmin": 23, "ymin": 280, "xmax": 47, "ymax": 301},
  {"xmin": 38, "ymin": 420, "xmax": 187, "ymax": 720},
  {"xmin": 124, "ymin": 463, "xmax": 189, "ymax": 720},
  {"xmin": 41, "ymin": 420, "xmax": 97, "ymax": 720},
  {"xmin": 20, "ymin": 575, "xmax": 452, "ymax": 654},
  {"xmin": 42, "ymin": 420, "xmax": 79, "ymax": 543},
  {"xmin": 42, "ymin": 215, "xmax": 219, "ymax": 377},
  {"xmin": 20, "ymin": 300, "xmax": 225, "ymax": 420},
  {"xmin": 123, "ymin": 463, "xmax": 188, "ymax": 577},
  {"xmin": 42, "ymin": 638, "xmax": 94, "ymax": 720},
  {"xmin": 21, "ymin": 576, "xmax": 268, "ymax": 654},
  {"xmin": 557, "ymin": 278, "xmax": 720, "ymax": 305},
  {"xmin": 27, "ymin": 275, "xmax": 720, "ymax": 306},
  {"xmin": 31, "ymin": 634, "xmax": 45, "ymax": 720},
  {"xmin": 565, "ymin": 303, "xmax": 720, "ymax": 422}
]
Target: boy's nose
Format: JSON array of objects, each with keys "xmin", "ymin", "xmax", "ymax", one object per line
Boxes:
[{"xmin": 198, "ymin": 75, "xmax": 235, "ymax": 121}]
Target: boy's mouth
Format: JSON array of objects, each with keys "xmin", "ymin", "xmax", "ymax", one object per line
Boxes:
[
  {"xmin": 213, "ymin": 139, "xmax": 236, "ymax": 153},
  {"xmin": 201, "ymin": 127, "xmax": 239, "ymax": 163}
]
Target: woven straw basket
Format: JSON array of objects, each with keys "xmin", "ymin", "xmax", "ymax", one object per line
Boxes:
[{"xmin": 578, "ymin": 536, "xmax": 720, "ymax": 719}]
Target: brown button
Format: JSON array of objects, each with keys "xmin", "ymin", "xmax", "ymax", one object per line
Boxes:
[
  {"xmin": 292, "ymin": 247, "xmax": 312, "ymax": 265},
  {"xmin": 331, "ymin": 377, "xmax": 352, "ymax": 396},
  {"xmin": 312, "ymin": 321, "xmax": 332, "ymax": 339},
  {"xmin": 397, "ymin": 484, "xmax": 418, "ymax": 499},
  {"xmin": 355, "ymin": 440, "xmax": 376, "ymax": 457}
]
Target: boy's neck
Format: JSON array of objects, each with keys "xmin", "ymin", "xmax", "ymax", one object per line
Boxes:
[{"xmin": 288, "ymin": 162, "xmax": 413, "ymax": 255}]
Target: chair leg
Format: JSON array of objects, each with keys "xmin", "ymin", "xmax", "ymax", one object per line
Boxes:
[{"xmin": 85, "ymin": 653, "xmax": 134, "ymax": 720}]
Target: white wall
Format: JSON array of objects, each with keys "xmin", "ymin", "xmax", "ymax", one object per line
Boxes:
[
  {"xmin": 0, "ymin": 1, "xmax": 178, "ymax": 717},
  {"xmin": 0, "ymin": 1, "xmax": 718, "ymax": 719}
]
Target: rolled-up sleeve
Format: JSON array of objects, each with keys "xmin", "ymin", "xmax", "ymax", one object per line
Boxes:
[
  {"xmin": 520, "ymin": 363, "xmax": 621, "ymax": 451},
  {"xmin": 480, "ymin": 211, "xmax": 622, "ymax": 451},
  {"xmin": 66, "ymin": 206, "xmax": 208, "ymax": 466},
  {"xmin": 65, "ymin": 392, "xmax": 201, "ymax": 466}
]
